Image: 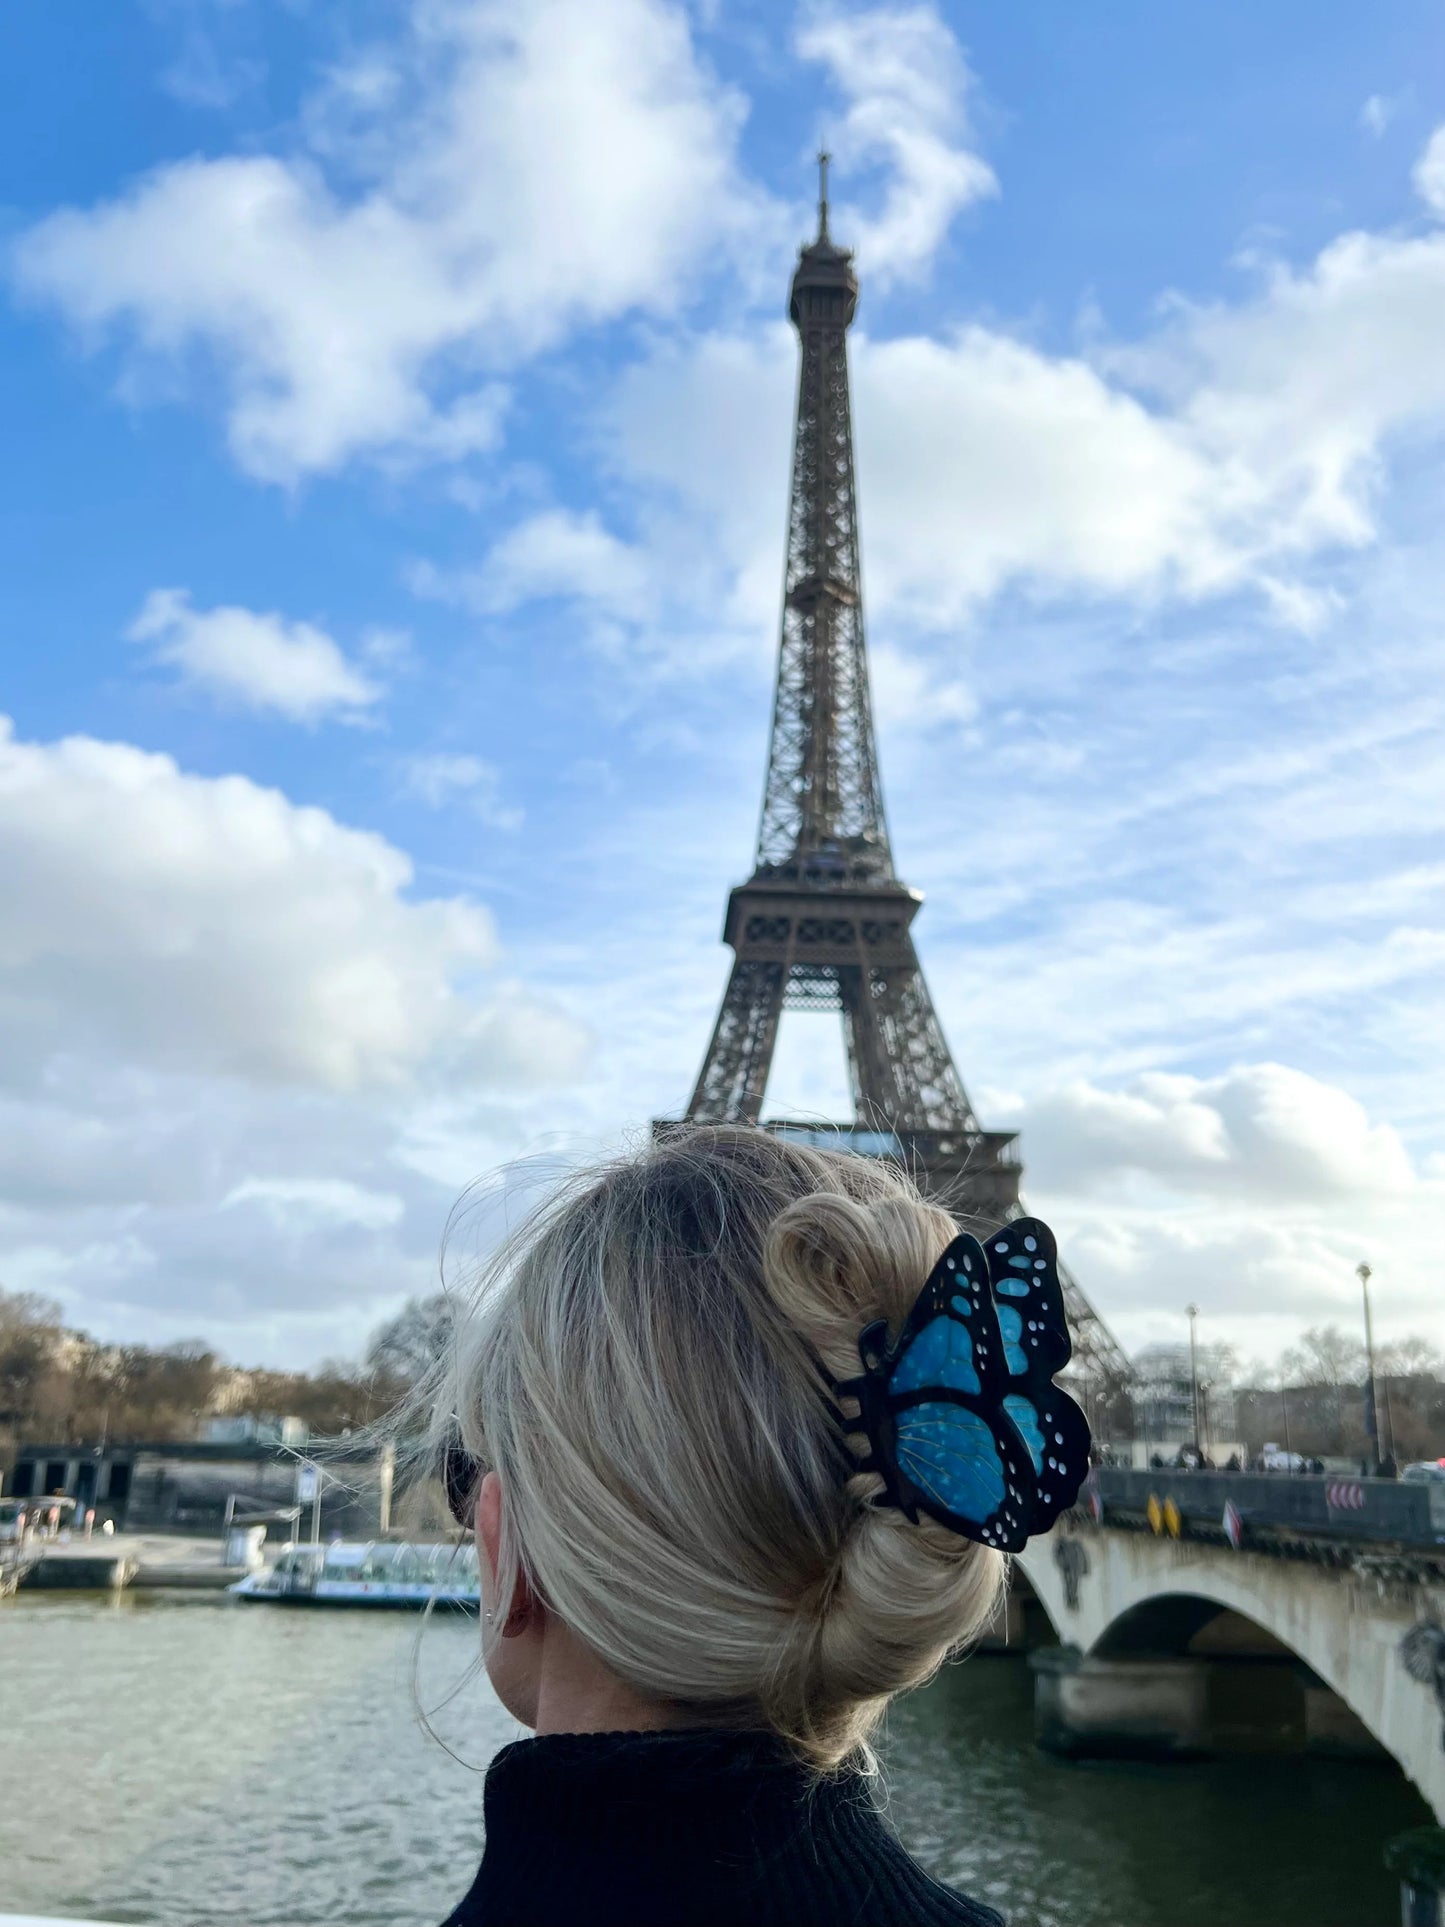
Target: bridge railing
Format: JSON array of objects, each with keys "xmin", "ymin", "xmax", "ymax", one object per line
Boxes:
[{"xmin": 1091, "ymin": 1467, "xmax": 1445, "ymax": 1550}]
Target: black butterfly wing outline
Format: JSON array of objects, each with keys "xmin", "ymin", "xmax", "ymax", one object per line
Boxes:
[
  {"xmin": 842, "ymin": 1232, "xmax": 1038, "ymax": 1552},
  {"xmin": 982, "ymin": 1218, "xmax": 1091, "ymax": 1533}
]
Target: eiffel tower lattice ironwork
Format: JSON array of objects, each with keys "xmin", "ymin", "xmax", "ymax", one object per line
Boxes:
[{"xmin": 676, "ymin": 158, "xmax": 1131, "ymax": 1395}]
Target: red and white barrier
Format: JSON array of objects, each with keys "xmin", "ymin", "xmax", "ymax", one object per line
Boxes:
[{"xmin": 1325, "ymin": 1480, "xmax": 1365, "ymax": 1510}]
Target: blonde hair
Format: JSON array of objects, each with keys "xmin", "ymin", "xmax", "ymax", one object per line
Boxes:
[{"xmin": 427, "ymin": 1125, "xmax": 1005, "ymax": 1771}]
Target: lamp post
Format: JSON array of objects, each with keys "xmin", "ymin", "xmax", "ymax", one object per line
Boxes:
[
  {"xmin": 1358, "ymin": 1262, "xmax": 1381, "ymax": 1476},
  {"xmin": 1186, "ymin": 1304, "xmax": 1202, "ymax": 1460}
]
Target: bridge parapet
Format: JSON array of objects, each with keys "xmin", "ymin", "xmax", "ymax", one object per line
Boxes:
[{"xmin": 1093, "ymin": 1466, "xmax": 1445, "ymax": 1554}]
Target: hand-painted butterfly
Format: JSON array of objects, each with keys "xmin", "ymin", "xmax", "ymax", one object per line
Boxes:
[{"xmin": 829, "ymin": 1216, "xmax": 1090, "ymax": 1553}]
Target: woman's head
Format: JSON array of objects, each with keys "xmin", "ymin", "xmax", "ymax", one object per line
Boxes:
[{"xmin": 433, "ymin": 1125, "xmax": 1006, "ymax": 1769}]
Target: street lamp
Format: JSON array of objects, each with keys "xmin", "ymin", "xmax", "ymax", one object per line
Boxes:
[
  {"xmin": 1358, "ymin": 1261, "xmax": 1381, "ymax": 1476},
  {"xmin": 1186, "ymin": 1304, "xmax": 1202, "ymax": 1460}
]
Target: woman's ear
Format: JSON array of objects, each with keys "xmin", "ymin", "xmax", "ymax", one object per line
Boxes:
[{"xmin": 476, "ymin": 1469, "xmax": 541, "ymax": 1638}]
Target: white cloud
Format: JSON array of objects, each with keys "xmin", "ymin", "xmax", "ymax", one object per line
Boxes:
[
  {"xmin": 596, "ymin": 122, "xmax": 1445, "ymax": 638},
  {"xmin": 400, "ymin": 752, "xmax": 523, "ymax": 829},
  {"xmin": 1056, "ymin": 1210, "xmax": 1396, "ymax": 1355},
  {"xmin": 12, "ymin": 0, "xmax": 751, "ymax": 480},
  {"xmin": 796, "ymin": 3, "xmax": 997, "ymax": 282},
  {"xmin": 603, "ymin": 318, "xmax": 1230, "ymax": 635},
  {"xmin": 0, "ymin": 715, "xmax": 594, "ymax": 1357},
  {"xmin": 1015, "ymin": 1064, "xmax": 1416, "ymax": 1203},
  {"xmin": 1360, "ymin": 94, "xmax": 1398, "ymax": 139},
  {"xmin": 358, "ymin": 626, "xmax": 415, "ymax": 672},
  {"xmin": 598, "ymin": 326, "xmax": 796, "ymax": 637},
  {"xmin": 221, "ymin": 1175, "xmax": 405, "ymax": 1230},
  {"xmin": 869, "ymin": 641, "xmax": 976, "ymax": 731},
  {"xmin": 0, "ymin": 714, "xmax": 587, "ymax": 1092},
  {"xmin": 414, "ymin": 509, "xmax": 651, "ymax": 619},
  {"xmin": 152, "ymin": 0, "xmax": 262, "ymax": 113},
  {"xmin": 129, "ymin": 587, "xmax": 383, "ymax": 722},
  {"xmin": 855, "ymin": 328, "xmax": 1221, "ymax": 619},
  {"xmin": 984, "ymin": 1065, "xmax": 1444, "ymax": 1356},
  {"xmin": 1413, "ymin": 123, "xmax": 1445, "ymax": 217}
]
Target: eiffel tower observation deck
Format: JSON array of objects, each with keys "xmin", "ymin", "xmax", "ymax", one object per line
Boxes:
[{"xmin": 670, "ymin": 159, "xmax": 1130, "ymax": 1394}]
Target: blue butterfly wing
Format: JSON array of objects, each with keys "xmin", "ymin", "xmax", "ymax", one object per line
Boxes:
[
  {"xmin": 886, "ymin": 1232, "xmax": 1008, "ymax": 1401},
  {"xmin": 878, "ymin": 1234, "xmax": 1037, "ymax": 1550},
  {"xmin": 984, "ymin": 1219, "xmax": 1091, "ymax": 1532},
  {"xmin": 895, "ymin": 1403, "xmax": 1012, "ymax": 1536}
]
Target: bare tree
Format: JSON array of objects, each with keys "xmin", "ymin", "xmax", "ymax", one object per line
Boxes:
[
  {"xmin": 1278, "ymin": 1324, "xmax": 1366, "ymax": 1388},
  {"xmin": 1379, "ymin": 1334, "xmax": 1445, "ymax": 1378},
  {"xmin": 364, "ymin": 1293, "xmax": 453, "ymax": 1386},
  {"xmin": 0, "ymin": 1288, "xmax": 68, "ymax": 1439}
]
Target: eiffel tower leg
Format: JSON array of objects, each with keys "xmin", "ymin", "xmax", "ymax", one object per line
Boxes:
[
  {"xmin": 837, "ymin": 963, "xmax": 896, "ymax": 1127},
  {"xmin": 838, "ymin": 942, "xmax": 978, "ymax": 1134},
  {"xmin": 686, "ymin": 959, "xmax": 786, "ymax": 1125}
]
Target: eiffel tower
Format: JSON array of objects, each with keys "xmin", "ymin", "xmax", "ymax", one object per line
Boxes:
[{"xmin": 673, "ymin": 158, "xmax": 1130, "ymax": 1397}]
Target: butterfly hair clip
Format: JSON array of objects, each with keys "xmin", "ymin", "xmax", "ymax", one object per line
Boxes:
[{"xmin": 828, "ymin": 1218, "xmax": 1091, "ymax": 1553}]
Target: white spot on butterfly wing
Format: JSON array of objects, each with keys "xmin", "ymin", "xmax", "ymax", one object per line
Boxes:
[{"xmin": 1023, "ymin": 1237, "xmax": 1036, "ymax": 1252}]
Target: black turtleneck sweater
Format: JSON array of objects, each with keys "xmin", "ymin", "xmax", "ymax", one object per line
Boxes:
[{"xmin": 440, "ymin": 1728, "xmax": 1004, "ymax": 1927}]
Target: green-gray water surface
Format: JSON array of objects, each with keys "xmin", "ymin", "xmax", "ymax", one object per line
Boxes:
[{"xmin": 1, "ymin": 1591, "xmax": 1429, "ymax": 1927}]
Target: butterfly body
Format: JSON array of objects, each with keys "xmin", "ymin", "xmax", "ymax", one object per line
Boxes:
[{"xmin": 831, "ymin": 1218, "xmax": 1090, "ymax": 1553}]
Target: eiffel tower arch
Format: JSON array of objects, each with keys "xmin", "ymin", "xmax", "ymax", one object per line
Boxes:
[{"xmin": 665, "ymin": 161, "xmax": 1130, "ymax": 1400}]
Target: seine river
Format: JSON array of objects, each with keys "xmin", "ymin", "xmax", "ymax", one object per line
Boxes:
[{"xmin": 2, "ymin": 1591, "xmax": 1429, "ymax": 1927}]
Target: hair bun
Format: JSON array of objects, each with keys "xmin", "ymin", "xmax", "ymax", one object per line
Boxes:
[{"xmin": 426, "ymin": 1126, "xmax": 1004, "ymax": 1771}]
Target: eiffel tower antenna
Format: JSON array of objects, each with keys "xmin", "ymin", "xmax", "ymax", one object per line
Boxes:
[{"xmin": 670, "ymin": 181, "xmax": 1131, "ymax": 1399}]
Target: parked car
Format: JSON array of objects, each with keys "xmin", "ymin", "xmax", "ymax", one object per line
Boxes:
[{"xmin": 1401, "ymin": 1459, "xmax": 1445, "ymax": 1484}]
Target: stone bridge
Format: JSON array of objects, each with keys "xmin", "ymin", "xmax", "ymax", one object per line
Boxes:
[{"xmin": 1008, "ymin": 1469, "xmax": 1445, "ymax": 1822}]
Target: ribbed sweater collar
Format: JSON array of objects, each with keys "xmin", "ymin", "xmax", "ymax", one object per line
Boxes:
[{"xmin": 440, "ymin": 1727, "xmax": 1004, "ymax": 1927}]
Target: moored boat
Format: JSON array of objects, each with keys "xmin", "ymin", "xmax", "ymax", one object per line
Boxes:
[{"xmin": 230, "ymin": 1539, "xmax": 480, "ymax": 1607}]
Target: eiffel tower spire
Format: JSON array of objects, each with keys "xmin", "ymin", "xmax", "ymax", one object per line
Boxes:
[
  {"xmin": 676, "ymin": 179, "xmax": 1131, "ymax": 1396},
  {"xmin": 755, "ymin": 151, "xmax": 890, "ymax": 886}
]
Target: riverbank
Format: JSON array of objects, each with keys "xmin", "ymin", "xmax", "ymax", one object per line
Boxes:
[{"xmin": 10, "ymin": 1530, "xmax": 244, "ymax": 1592}]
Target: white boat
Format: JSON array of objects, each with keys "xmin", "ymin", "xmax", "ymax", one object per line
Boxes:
[{"xmin": 230, "ymin": 1539, "xmax": 480, "ymax": 1607}]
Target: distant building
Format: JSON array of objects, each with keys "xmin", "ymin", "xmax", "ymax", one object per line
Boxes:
[
  {"xmin": 5, "ymin": 1435, "xmax": 393, "ymax": 1537},
  {"xmin": 1130, "ymin": 1343, "xmax": 1238, "ymax": 1455},
  {"xmin": 203, "ymin": 1413, "xmax": 310, "ymax": 1448}
]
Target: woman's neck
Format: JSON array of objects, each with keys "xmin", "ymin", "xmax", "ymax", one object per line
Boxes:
[{"xmin": 531, "ymin": 1616, "xmax": 679, "ymax": 1737}]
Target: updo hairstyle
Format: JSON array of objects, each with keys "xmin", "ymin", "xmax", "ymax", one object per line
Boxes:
[{"xmin": 431, "ymin": 1125, "xmax": 1006, "ymax": 1769}]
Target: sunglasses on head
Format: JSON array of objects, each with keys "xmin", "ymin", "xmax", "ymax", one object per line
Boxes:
[{"xmin": 443, "ymin": 1435, "xmax": 485, "ymax": 1528}]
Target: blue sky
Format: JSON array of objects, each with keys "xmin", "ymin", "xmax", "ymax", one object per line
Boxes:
[{"xmin": 2, "ymin": 0, "xmax": 1444, "ymax": 1368}]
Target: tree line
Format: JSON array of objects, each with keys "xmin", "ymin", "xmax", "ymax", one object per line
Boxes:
[
  {"xmin": 1138, "ymin": 1321, "xmax": 1445, "ymax": 1461},
  {"xmin": 1, "ymin": 1285, "xmax": 1441, "ymax": 1463},
  {"xmin": 0, "ymin": 1287, "xmax": 451, "ymax": 1452}
]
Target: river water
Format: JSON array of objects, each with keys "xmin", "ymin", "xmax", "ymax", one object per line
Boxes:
[{"xmin": 2, "ymin": 1591, "xmax": 1429, "ymax": 1927}]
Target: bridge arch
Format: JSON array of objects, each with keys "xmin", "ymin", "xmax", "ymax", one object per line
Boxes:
[
  {"xmin": 1092, "ymin": 1591, "xmax": 1299, "ymax": 1660},
  {"xmin": 1015, "ymin": 1528, "xmax": 1445, "ymax": 1819}
]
